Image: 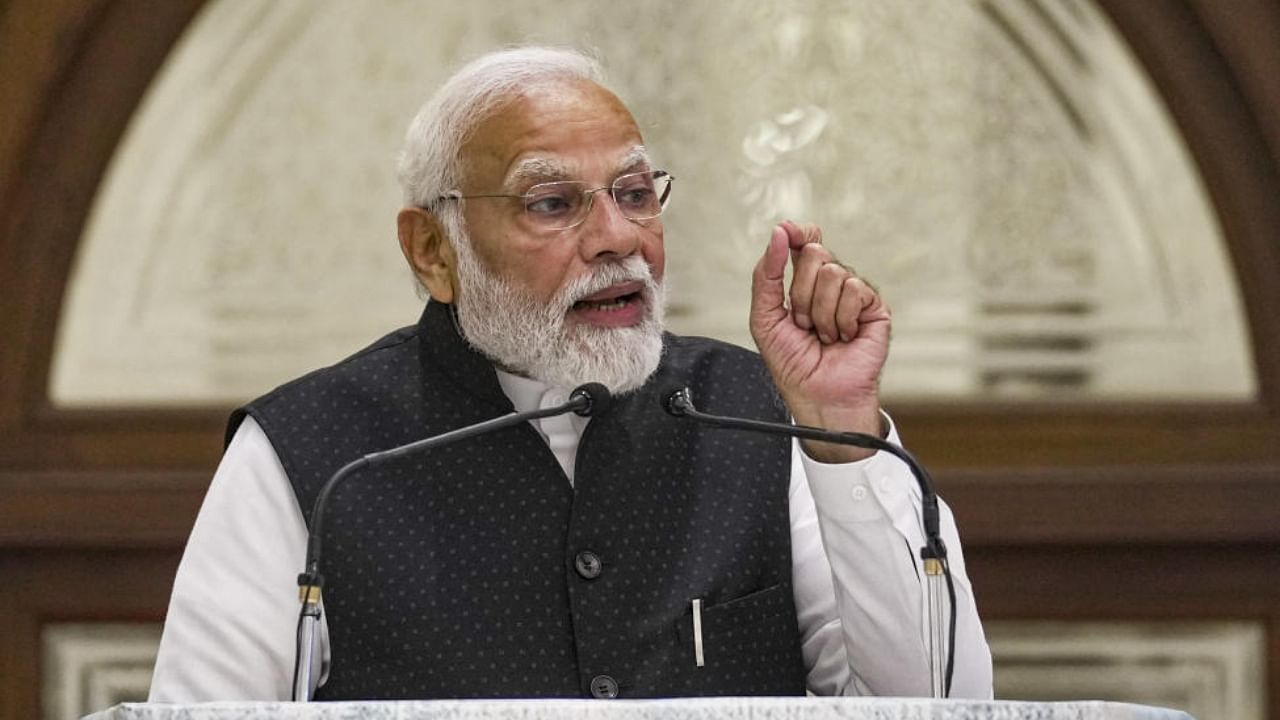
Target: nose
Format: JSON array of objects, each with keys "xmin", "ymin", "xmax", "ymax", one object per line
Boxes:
[{"xmin": 576, "ymin": 187, "xmax": 643, "ymax": 260}]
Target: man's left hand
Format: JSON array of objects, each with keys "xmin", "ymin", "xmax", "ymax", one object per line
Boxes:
[{"xmin": 749, "ymin": 221, "xmax": 891, "ymax": 463}]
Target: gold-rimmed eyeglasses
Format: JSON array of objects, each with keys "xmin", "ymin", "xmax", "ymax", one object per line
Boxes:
[{"xmin": 437, "ymin": 169, "xmax": 673, "ymax": 231}]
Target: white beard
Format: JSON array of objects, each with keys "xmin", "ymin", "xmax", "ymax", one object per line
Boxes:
[{"xmin": 449, "ymin": 227, "xmax": 665, "ymax": 395}]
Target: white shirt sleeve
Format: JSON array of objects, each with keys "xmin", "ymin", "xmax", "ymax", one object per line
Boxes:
[
  {"xmin": 149, "ymin": 416, "xmax": 313, "ymax": 702},
  {"xmin": 789, "ymin": 416, "xmax": 993, "ymax": 698}
]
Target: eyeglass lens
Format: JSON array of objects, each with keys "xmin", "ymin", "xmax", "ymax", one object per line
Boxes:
[{"xmin": 523, "ymin": 171, "xmax": 672, "ymax": 230}]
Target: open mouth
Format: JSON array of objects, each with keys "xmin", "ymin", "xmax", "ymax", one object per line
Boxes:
[
  {"xmin": 573, "ymin": 281, "xmax": 645, "ymax": 310},
  {"xmin": 573, "ymin": 291, "xmax": 642, "ymax": 312},
  {"xmin": 569, "ymin": 280, "xmax": 647, "ymax": 325}
]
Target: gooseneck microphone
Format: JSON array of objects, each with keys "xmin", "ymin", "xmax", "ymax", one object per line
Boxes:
[
  {"xmin": 665, "ymin": 388, "xmax": 943, "ymax": 553},
  {"xmin": 291, "ymin": 382, "xmax": 612, "ymax": 701},
  {"xmin": 663, "ymin": 386, "xmax": 956, "ymax": 698}
]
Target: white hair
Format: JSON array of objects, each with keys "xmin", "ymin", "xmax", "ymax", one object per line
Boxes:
[{"xmin": 396, "ymin": 46, "xmax": 606, "ymax": 210}]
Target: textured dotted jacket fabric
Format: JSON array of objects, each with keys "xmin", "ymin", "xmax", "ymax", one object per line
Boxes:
[{"xmin": 230, "ymin": 302, "xmax": 806, "ymax": 699}]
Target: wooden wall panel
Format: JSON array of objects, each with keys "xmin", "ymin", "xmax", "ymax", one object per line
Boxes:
[
  {"xmin": 0, "ymin": 2, "xmax": 207, "ymax": 718},
  {"xmin": 0, "ymin": 551, "xmax": 181, "ymax": 719},
  {"xmin": 1098, "ymin": 0, "xmax": 1280, "ymax": 403}
]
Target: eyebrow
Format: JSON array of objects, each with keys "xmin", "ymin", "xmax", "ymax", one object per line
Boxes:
[
  {"xmin": 504, "ymin": 145, "xmax": 654, "ymax": 189},
  {"xmin": 617, "ymin": 146, "xmax": 652, "ymax": 175},
  {"xmin": 507, "ymin": 158, "xmax": 572, "ymax": 187}
]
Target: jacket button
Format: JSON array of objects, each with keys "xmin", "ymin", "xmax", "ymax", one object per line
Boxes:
[
  {"xmin": 590, "ymin": 674, "xmax": 619, "ymax": 698},
  {"xmin": 574, "ymin": 550, "xmax": 603, "ymax": 579}
]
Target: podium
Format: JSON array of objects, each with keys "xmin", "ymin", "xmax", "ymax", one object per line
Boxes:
[{"xmin": 84, "ymin": 697, "xmax": 1195, "ymax": 719}]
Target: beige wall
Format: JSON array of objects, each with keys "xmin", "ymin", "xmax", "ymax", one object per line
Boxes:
[{"xmin": 50, "ymin": 0, "xmax": 1253, "ymax": 407}]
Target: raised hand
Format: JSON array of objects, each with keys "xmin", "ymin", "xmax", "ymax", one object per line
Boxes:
[{"xmin": 749, "ymin": 221, "xmax": 892, "ymax": 463}]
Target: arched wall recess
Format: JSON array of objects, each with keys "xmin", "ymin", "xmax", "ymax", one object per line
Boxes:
[{"xmin": 48, "ymin": 0, "xmax": 1255, "ymax": 407}]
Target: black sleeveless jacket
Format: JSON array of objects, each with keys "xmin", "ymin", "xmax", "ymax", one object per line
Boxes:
[{"xmin": 229, "ymin": 301, "xmax": 805, "ymax": 699}]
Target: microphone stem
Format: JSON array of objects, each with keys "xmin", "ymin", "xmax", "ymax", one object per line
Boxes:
[
  {"xmin": 676, "ymin": 404, "xmax": 945, "ymax": 555},
  {"xmin": 304, "ymin": 400, "xmax": 583, "ymax": 578},
  {"xmin": 292, "ymin": 584, "xmax": 322, "ymax": 702}
]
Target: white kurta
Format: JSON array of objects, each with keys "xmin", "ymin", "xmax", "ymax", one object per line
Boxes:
[{"xmin": 149, "ymin": 371, "xmax": 992, "ymax": 701}]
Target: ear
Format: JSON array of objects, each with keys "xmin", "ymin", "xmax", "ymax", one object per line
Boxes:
[{"xmin": 397, "ymin": 207, "xmax": 457, "ymax": 304}]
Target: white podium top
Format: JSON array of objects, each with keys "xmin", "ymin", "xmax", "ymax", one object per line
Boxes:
[{"xmin": 85, "ymin": 697, "xmax": 1195, "ymax": 720}]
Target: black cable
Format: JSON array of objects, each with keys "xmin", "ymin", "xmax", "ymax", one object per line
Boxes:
[{"xmin": 944, "ymin": 557, "xmax": 957, "ymax": 697}]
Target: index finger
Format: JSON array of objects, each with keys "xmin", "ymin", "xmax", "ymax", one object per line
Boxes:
[{"xmin": 781, "ymin": 221, "xmax": 823, "ymax": 261}]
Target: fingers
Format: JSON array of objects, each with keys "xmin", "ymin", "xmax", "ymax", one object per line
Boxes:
[
  {"xmin": 749, "ymin": 225, "xmax": 791, "ymax": 328},
  {"xmin": 806, "ymin": 260, "xmax": 848, "ymax": 343},
  {"xmin": 803, "ymin": 262, "xmax": 877, "ymax": 345},
  {"xmin": 835, "ymin": 275, "xmax": 883, "ymax": 342},
  {"xmin": 783, "ymin": 220, "xmax": 823, "ymax": 260},
  {"xmin": 787, "ymin": 234, "xmax": 835, "ymax": 332},
  {"xmin": 780, "ymin": 220, "xmax": 886, "ymax": 344}
]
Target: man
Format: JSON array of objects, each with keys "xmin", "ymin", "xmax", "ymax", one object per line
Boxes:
[{"xmin": 150, "ymin": 46, "xmax": 992, "ymax": 701}]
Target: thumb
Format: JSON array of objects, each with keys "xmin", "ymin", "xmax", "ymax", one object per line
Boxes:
[{"xmin": 750, "ymin": 225, "xmax": 790, "ymax": 329}]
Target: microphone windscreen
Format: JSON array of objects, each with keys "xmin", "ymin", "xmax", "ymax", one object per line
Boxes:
[
  {"xmin": 571, "ymin": 382, "xmax": 613, "ymax": 417},
  {"xmin": 660, "ymin": 385, "xmax": 694, "ymax": 416}
]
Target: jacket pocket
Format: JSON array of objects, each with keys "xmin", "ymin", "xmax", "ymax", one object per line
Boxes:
[
  {"xmin": 676, "ymin": 583, "xmax": 792, "ymax": 656},
  {"xmin": 672, "ymin": 583, "xmax": 805, "ymax": 694}
]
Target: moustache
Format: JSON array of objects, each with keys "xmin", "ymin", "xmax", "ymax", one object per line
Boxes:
[{"xmin": 556, "ymin": 258, "xmax": 656, "ymax": 309}]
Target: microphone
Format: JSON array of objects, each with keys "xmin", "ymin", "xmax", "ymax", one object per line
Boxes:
[
  {"xmin": 663, "ymin": 386, "xmax": 956, "ymax": 697},
  {"xmin": 665, "ymin": 387, "xmax": 940, "ymax": 545},
  {"xmin": 291, "ymin": 381, "xmax": 611, "ymax": 700}
]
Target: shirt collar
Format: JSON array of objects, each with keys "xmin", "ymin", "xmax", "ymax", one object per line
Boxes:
[
  {"xmin": 495, "ymin": 369, "xmax": 590, "ymax": 441},
  {"xmin": 495, "ymin": 370, "xmax": 551, "ymax": 414}
]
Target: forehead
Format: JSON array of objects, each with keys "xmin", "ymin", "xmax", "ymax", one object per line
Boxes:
[{"xmin": 459, "ymin": 78, "xmax": 645, "ymax": 187}]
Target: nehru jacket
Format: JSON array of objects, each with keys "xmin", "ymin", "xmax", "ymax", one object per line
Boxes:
[{"xmin": 230, "ymin": 301, "xmax": 807, "ymax": 699}]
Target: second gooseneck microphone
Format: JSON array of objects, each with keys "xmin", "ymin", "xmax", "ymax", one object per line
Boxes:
[
  {"xmin": 664, "ymin": 387, "xmax": 942, "ymax": 551},
  {"xmin": 663, "ymin": 386, "xmax": 955, "ymax": 698}
]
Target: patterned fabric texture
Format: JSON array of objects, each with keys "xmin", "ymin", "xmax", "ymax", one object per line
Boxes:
[{"xmin": 233, "ymin": 302, "xmax": 803, "ymax": 699}]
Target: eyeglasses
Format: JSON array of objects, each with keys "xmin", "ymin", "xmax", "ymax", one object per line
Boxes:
[{"xmin": 438, "ymin": 169, "xmax": 674, "ymax": 231}]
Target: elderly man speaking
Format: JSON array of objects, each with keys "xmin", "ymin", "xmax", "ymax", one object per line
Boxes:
[{"xmin": 149, "ymin": 46, "xmax": 992, "ymax": 702}]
